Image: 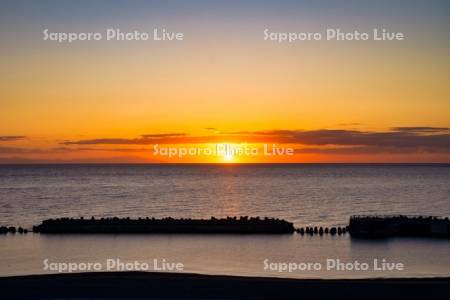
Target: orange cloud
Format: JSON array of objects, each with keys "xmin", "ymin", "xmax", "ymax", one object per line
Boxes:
[
  {"xmin": 59, "ymin": 127, "xmax": 450, "ymax": 154},
  {"xmin": 0, "ymin": 136, "xmax": 27, "ymax": 142}
]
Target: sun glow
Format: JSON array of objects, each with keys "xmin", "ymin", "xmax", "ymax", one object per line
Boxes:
[
  {"xmin": 224, "ymin": 151, "xmax": 234, "ymax": 162},
  {"xmin": 217, "ymin": 143, "xmax": 236, "ymax": 163}
]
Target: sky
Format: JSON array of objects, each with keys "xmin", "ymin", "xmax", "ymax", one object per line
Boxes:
[{"xmin": 0, "ymin": 0, "xmax": 449, "ymax": 163}]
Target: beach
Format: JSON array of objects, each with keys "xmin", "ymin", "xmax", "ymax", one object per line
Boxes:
[{"xmin": 0, "ymin": 271, "xmax": 449, "ymax": 299}]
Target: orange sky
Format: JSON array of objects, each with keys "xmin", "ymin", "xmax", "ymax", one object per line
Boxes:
[{"xmin": 1, "ymin": 1, "xmax": 449, "ymax": 163}]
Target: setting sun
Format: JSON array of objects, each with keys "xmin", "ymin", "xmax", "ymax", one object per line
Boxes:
[
  {"xmin": 223, "ymin": 151, "xmax": 234, "ymax": 162},
  {"xmin": 217, "ymin": 143, "xmax": 236, "ymax": 163}
]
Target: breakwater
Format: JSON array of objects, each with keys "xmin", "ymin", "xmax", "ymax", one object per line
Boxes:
[
  {"xmin": 32, "ymin": 217, "xmax": 295, "ymax": 234},
  {"xmin": 0, "ymin": 226, "xmax": 28, "ymax": 234},
  {"xmin": 1, "ymin": 215, "xmax": 448, "ymax": 238},
  {"xmin": 295, "ymin": 226, "xmax": 348, "ymax": 236},
  {"xmin": 349, "ymin": 215, "xmax": 450, "ymax": 238}
]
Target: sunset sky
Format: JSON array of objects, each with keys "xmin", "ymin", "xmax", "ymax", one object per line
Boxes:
[{"xmin": 1, "ymin": 0, "xmax": 449, "ymax": 163}]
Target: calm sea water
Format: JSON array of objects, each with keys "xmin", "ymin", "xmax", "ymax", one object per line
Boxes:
[{"xmin": 0, "ymin": 164, "xmax": 449, "ymax": 278}]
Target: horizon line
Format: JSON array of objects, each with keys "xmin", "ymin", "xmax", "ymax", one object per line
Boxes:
[{"xmin": 1, "ymin": 162, "xmax": 449, "ymax": 166}]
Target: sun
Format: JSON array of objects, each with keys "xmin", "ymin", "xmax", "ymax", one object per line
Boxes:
[
  {"xmin": 216, "ymin": 143, "xmax": 236, "ymax": 163},
  {"xmin": 224, "ymin": 151, "xmax": 234, "ymax": 162}
]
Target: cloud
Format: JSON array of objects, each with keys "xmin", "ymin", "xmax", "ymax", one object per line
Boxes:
[
  {"xmin": 0, "ymin": 136, "xmax": 26, "ymax": 142},
  {"xmin": 0, "ymin": 147, "xmax": 34, "ymax": 154},
  {"xmin": 294, "ymin": 146, "xmax": 448, "ymax": 155},
  {"xmin": 52, "ymin": 147, "xmax": 150, "ymax": 153},
  {"xmin": 204, "ymin": 127, "xmax": 218, "ymax": 132},
  {"xmin": 60, "ymin": 134, "xmax": 273, "ymax": 145},
  {"xmin": 140, "ymin": 133, "xmax": 187, "ymax": 138},
  {"xmin": 0, "ymin": 146, "xmax": 150, "ymax": 154},
  {"xmin": 58, "ymin": 128, "xmax": 450, "ymax": 154},
  {"xmin": 336, "ymin": 123, "xmax": 361, "ymax": 127},
  {"xmin": 219, "ymin": 130, "xmax": 293, "ymax": 136},
  {"xmin": 0, "ymin": 156, "xmax": 158, "ymax": 164},
  {"xmin": 284, "ymin": 129, "xmax": 450, "ymax": 149},
  {"xmin": 1, "ymin": 127, "xmax": 449, "ymax": 160},
  {"xmin": 390, "ymin": 127, "xmax": 449, "ymax": 133}
]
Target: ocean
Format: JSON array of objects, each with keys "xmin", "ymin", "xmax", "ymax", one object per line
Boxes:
[{"xmin": 0, "ymin": 164, "xmax": 449, "ymax": 278}]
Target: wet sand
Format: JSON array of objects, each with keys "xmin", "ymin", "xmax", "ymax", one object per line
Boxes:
[{"xmin": 0, "ymin": 271, "xmax": 448, "ymax": 299}]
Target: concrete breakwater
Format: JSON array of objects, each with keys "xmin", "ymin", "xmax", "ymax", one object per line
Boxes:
[
  {"xmin": 0, "ymin": 226, "xmax": 28, "ymax": 234},
  {"xmin": 1, "ymin": 215, "xmax": 448, "ymax": 238},
  {"xmin": 295, "ymin": 226, "xmax": 348, "ymax": 236},
  {"xmin": 349, "ymin": 215, "xmax": 450, "ymax": 238},
  {"xmin": 32, "ymin": 217, "xmax": 296, "ymax": 234}
]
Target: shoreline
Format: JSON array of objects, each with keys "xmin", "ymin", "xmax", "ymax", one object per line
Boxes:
[{"xmin": 0, "ymin": 271, "xmax": 449, "ymax": 299}]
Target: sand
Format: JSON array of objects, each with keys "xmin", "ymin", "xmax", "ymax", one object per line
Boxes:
[{"xmin": 0, "ymin": 271, "xmax": 448, "ymax": 299}]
